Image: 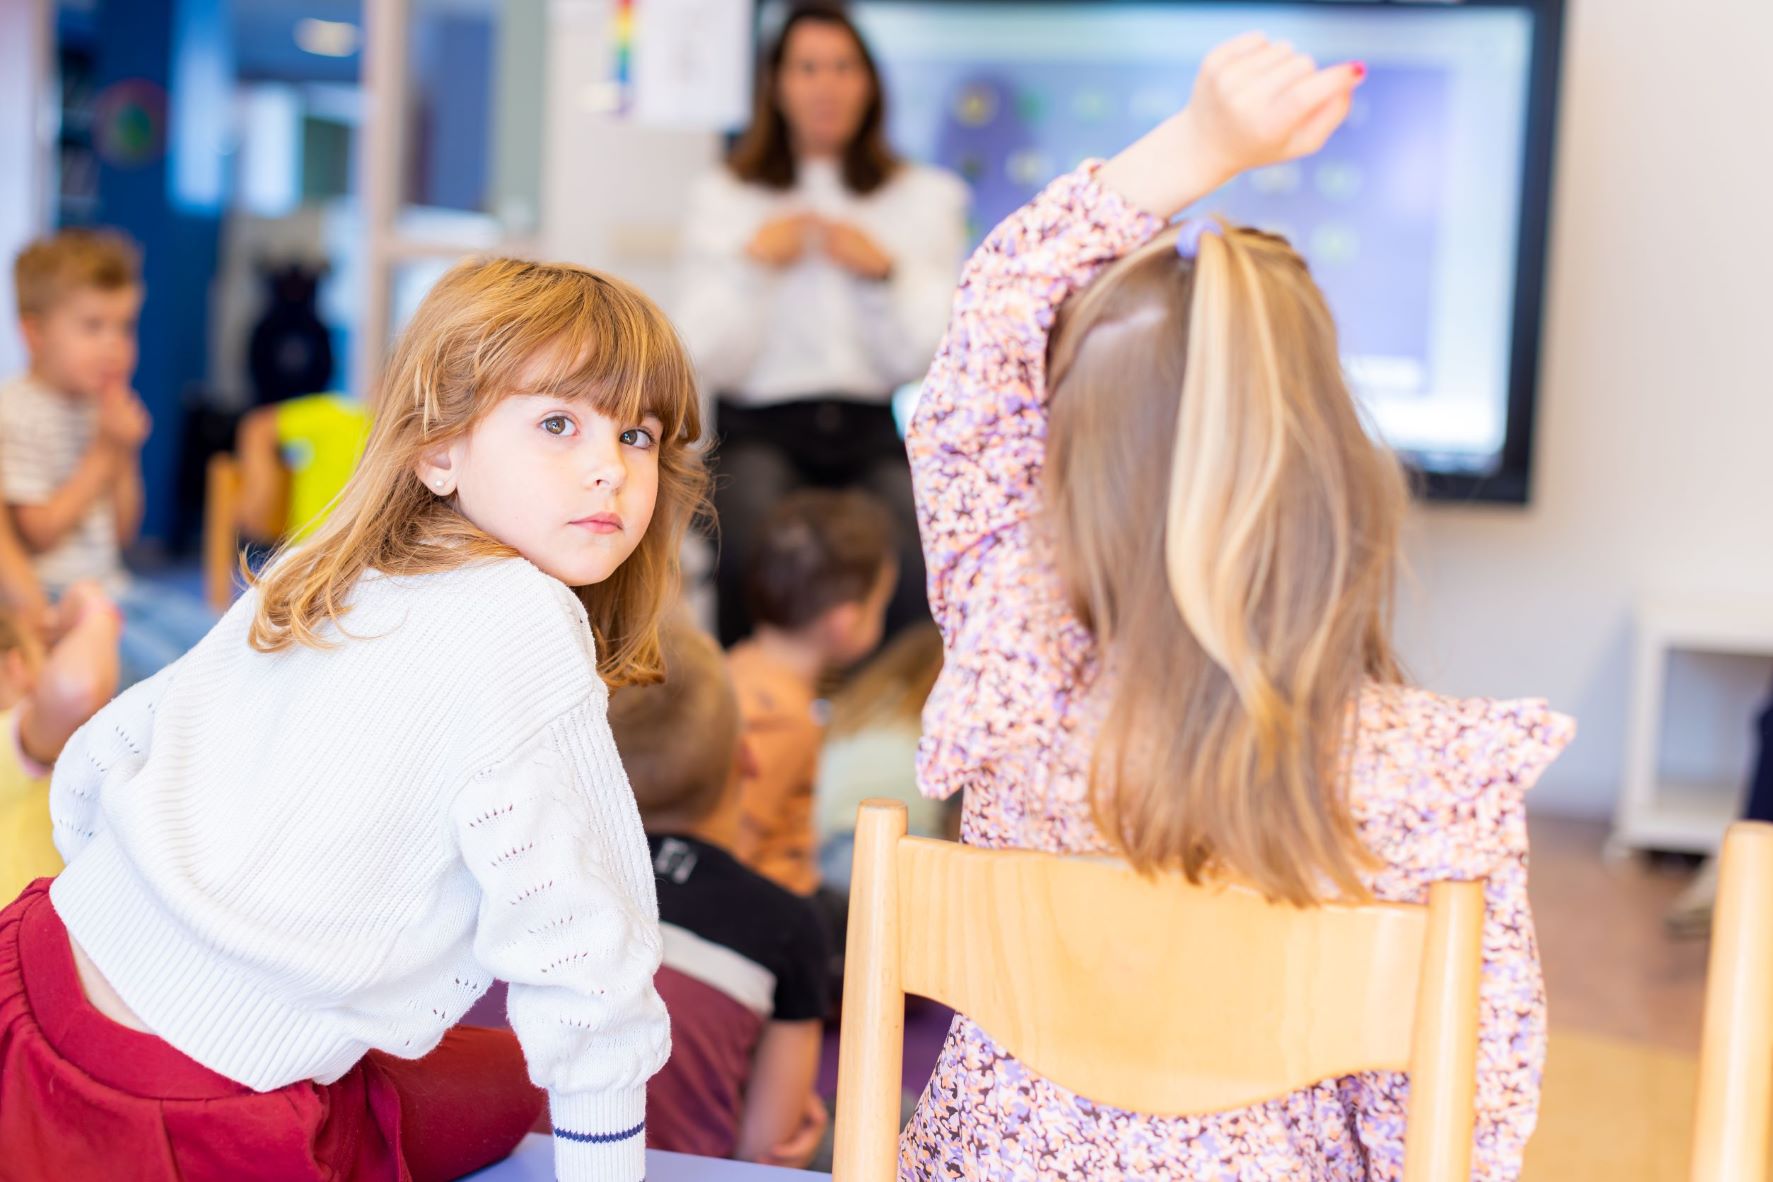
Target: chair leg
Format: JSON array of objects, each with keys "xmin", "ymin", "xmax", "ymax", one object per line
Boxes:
[
  {"xmin": 833, "ymin": 801, "xmax": 909, "ymax": 1182},
  {"xmin": 1402, "ymin": 879, "xmax": 1483, "ymax": 1182},
  {"xmin": 203, "ymin": 455, "xmax": 243, "ymax": 613}
]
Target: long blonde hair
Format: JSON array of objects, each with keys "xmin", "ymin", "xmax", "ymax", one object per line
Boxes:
[
  {"xmin": 827, "ymin": 621, "xmax": 943, "ymax": 738},
  {"xmin": 250, "ymin": 256, "xmax": 708, "ymax": 689},
  {"xmin": 1047, "ymin": 221, "xmax": 1408, "ymax": 905}
]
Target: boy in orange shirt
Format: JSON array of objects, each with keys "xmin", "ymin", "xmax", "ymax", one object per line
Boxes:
[{"xmin": 728, "ymin": 489, "xmax": 895, "ymax": 896}]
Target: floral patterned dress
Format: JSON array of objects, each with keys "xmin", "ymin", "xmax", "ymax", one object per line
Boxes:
[{"xmin": 900, "ymin": 163, "xmax": 1574, "ymax": 1181}]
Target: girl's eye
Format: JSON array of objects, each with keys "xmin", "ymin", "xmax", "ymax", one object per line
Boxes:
[
  {"xmin": 541, "ymin": 415, "xmax": 577, "ymax": 437},
  {"xmin": 621, "ymin": 426, "xmax": 658, "ymax": 449}
]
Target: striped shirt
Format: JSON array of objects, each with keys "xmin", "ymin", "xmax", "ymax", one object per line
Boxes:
[{"xmin": 0, "ymin": 375, "xmax": 126, "ymax": 596}]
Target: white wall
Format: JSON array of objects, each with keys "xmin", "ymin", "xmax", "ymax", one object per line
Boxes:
[
  {"xmin": 540, "ymin": 0, "xmax": 1773, "ymax": 819},
  {"xmin": 0, "ymin": 0, "xmax": 53, "ymax": 378},
  {"xmin": 539, "ymin": 0, "xmax": 721, "ymax": 298},
  {"xmin": 1394, "ymin": 0, "xmax": 1773, "ymax": 816}
]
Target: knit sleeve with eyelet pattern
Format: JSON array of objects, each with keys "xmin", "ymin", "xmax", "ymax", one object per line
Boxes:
[{"xmin": 450, "ymin": 692, "xmax": 670, "ymax": 1182}]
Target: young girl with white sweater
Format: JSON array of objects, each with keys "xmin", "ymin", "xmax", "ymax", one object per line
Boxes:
[{"xmin": 0, "ymin": 257, "xmax": 707, "ymax": 1182}]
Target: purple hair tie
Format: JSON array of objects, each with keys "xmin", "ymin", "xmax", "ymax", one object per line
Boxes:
[{"xmin": 1175, "ymin": 218, "xmax": 1220, "ymax": 260}]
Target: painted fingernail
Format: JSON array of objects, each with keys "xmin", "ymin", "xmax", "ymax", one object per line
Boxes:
[{"xmin": 1351, "ymin": 62, "xmax": 1368, "ymax": 80}]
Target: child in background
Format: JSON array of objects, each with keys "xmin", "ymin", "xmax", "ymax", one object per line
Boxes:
[
  {"xmin": 900, "ymin": 36, "xmax": 1572, "ymax": 1179},
  {"xmin": 814, "ymin": 621, "xmax": 950, "ymax": 889},
  {"xmin": 0, "ymin": 256, "xmax": 708, "ymax": 1182},
  {"xmin": 608, "ymin": 621, "xmax": 830, "ymax": 1168},
  {"xmin": 729, "ymin": 488, "xmax": 895, "ymax": 896},
  {"xmin": 4, "ymin": 229, "xmax": 216, "ymax": 686},
  {"xmin": 235, "ymin": 391, "xmax": 372, "ymax": 546},
  {"xmin": 0, "ymin": 581, "xmax": 121, "ymax": 899}
]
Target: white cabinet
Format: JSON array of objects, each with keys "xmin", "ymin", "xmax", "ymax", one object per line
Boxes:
[{"xmin": 1612, "ymin": 596, "xmax": 1773, "ymax": 857}]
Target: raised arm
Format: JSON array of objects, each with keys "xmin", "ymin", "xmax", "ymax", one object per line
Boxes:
[{"xmin": 908, "ymin": 35, "xmax": 1363, "ymax": 634}]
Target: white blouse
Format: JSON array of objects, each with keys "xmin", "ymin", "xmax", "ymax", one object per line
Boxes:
[{"xmin": 674, "ymin": 157, "xmax": 970, "ymax": 407}]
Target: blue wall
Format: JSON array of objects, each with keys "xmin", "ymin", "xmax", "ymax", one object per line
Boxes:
[{"xmin": 83, "ymin": 0, "xmax": 226, "ymax": 548}]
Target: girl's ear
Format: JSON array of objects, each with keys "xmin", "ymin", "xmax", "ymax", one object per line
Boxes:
[{"xmin": 414, "ymin": 444, "xmax": 459, "ymax": 497}]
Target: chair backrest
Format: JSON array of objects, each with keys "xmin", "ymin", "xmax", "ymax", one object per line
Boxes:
[
  {"xmin": 833, "ymin": 799, "xmax": 1486, "ymax": 1182},
  {"xmin": 202, "ymin": 453, "xmax": 245, "ymax": 613},
  {"xmin": 1690, "ymin": 821, "xmax": 1773, "ymax": 1182}
]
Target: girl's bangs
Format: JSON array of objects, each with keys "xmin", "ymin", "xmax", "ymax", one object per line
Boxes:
[{"xmin": 505, "ymin": 298, "xmax": 694, "ymax": 436}]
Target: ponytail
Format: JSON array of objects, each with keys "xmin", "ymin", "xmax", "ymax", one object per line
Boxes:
[{"xmin": 1048, "ymin": 221, "xmax": 1409, "ymax": 904}]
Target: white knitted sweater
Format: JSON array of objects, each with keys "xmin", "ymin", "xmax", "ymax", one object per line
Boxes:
[{"xmin": 48, "ymin": 557, "xmax": 670, "ymax": 1182}]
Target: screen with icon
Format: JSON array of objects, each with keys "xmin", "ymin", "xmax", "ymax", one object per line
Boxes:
[{"xmin": 819, "ymin": 0, "xmax": 1563, "ymax": 501}]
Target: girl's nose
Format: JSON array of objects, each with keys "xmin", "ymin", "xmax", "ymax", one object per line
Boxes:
[{"xmin": 583, "ymin": 439, "xmax": 626, "ymax": 492}]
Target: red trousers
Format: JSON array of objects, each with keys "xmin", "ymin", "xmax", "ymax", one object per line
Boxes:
[{"xmin": 0, "ymin": 879, "xmax": 544, "ymax": 1181}]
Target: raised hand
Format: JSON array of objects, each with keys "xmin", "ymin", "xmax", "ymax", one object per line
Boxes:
[
  {"xmin": 1187, "ymin": 33, "xmax": 1364, "ymax": 177},
  {"xmin": 1099, "ymin": 32, "xmax": 1365, "ymax": 219}
]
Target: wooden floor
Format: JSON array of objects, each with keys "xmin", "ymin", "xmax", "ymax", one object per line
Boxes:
[{"xmin": 1524, "ymin": 815, "xmax": 1713, "ymax": 1181}]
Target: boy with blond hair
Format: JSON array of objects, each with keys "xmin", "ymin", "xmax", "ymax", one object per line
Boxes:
[
  {"xmin": 5, "ymin": 229, "xmax": 214, "ymax": 684},
  {"xmin": 608, "ymin": 621, "xmax": 830, "ymax": 1168}
]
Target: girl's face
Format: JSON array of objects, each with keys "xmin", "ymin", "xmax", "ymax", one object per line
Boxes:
[{"xmin": 420, "ymin": 391, "xmax": 663, "ymax": 588}]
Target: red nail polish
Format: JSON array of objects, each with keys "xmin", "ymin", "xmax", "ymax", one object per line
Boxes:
[{"xmin": 1351, "ymin": 62, "xmax": 1368, "ymax": 80}]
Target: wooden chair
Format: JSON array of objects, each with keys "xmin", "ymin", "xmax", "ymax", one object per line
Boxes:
[
  {"xmin": 202, "ymin": 450, "xmax": 291, "ymax": 612},
  {"xmin": 202, "ymin": 453, "xmax": 245, "ymax": 613},
  {"xmin": 1690, "ymin": 821, "xmax": 1773, "ymax": 1182},
  {"xmin": 833, "ymin": 800, "xmax": 1487, "ymax": 1182}
]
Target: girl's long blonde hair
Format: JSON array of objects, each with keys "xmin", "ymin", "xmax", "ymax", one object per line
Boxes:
[
  {"xmin": 250, "ymin": 256, "xmax": 708, "ymax": 689},
  {"xmin": 1047, "ymin": 221, "xmax": 1408, "ymax": 905}
]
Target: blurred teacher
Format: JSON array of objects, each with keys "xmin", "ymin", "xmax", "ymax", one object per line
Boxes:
[{"xmin": 676, "ymin": 1, "xmax": 969, "ymax": 645}]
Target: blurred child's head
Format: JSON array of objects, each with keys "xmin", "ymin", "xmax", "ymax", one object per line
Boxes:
[
  {"xmin": 0, "ymin": 608, "xmax": 44, "ymax": 710},
  {"xmin": 1045, "ymin": 219, "xmax": 1409, "ymax": 905},
  {"xmin": 251, "ymin": 257, "xmax": 708, "ymax": 687},
  {"xmin": 609, "ymin": 621, "xmax": 751, "ymax": 835},
  {"xmin": 745, "ymin": 488, "xmax": 896, "ymax": 669},
  {"xmin": 14, "ymin": 229, "xmax": 142, "ymax": 401}
]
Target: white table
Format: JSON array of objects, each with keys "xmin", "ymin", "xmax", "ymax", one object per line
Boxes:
[{"xmin": 465, "ymin": 1134, "xmax": 831, "ymax": 1181}]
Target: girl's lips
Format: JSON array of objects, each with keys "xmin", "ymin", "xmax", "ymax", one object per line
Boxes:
[{"xmin": 573, "ymin": 513, "xmax": 623, "ymax": 534}]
